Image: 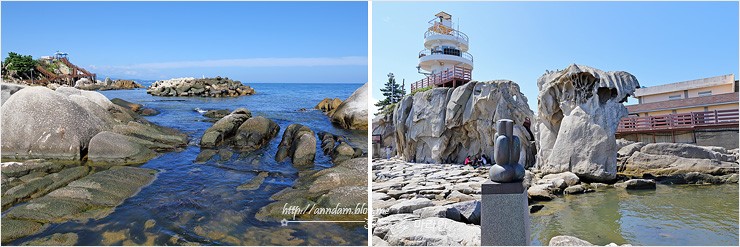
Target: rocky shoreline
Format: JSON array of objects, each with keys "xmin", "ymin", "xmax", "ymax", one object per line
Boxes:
[
  {"xmin": 147, "ymin": 77, "xmax": 255, "ymax": 97},
  {"xmin": 0, "ymin": 84, "xmax": 188, "ymax": 244}
]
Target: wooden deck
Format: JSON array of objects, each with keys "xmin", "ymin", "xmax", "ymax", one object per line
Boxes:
[
  {"xmin": 411, "ymin": 66, "xmax": 472, "ymax": 91},
  {"xmin": 617, "ymin": 109, "xmax": 739, "ymax": 134}
]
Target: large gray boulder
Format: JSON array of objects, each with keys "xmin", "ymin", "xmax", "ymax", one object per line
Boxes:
[
  {"xmin": 275, "ymin": 124, "xmax": 316, "ymax": 167},
  {"xmin": 393, "ymin": 80, "xmax": 536, "ymax": 165},
  {"xmin": 1, "ymin": 83, "xmax": 26, "ymax": 106},
  {"xmin": 1, "ymin": 87, "xmax": 106, "ymax": 160},
  {"xmin": 331, "ymin": 82, "xmax": 368, "ymax": 130},
  {"xmin": 535, "ymin": 64, "xmax": 640, "ymax": 182},
  {"xmin": 549, "ymin": 235, "xmax": 594, "ymax": 246},
  {"xmin": 619, "ymin": 142, "xmax": 738, "ymax": 184}
]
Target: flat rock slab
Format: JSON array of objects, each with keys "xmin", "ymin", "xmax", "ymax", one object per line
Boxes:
[{"xmin": 1, "ymin": 166, "xmax": 155, "ymax": 243}]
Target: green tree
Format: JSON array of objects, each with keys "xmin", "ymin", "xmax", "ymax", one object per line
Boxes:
[
  {"xmin": 375, "ymin": 73, "xmax": 406, "ymax": 112},
  {"xmin": 3, "ymin": 52, "xmax": 37, "ymax": 79}
]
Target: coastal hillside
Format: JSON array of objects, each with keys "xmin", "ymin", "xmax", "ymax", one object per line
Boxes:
[{"xmin": 1, "ymin": 52, "xmax": 143, "ymax": 90}]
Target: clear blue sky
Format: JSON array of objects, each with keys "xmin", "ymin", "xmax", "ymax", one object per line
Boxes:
[
  {"xmin": 2, "ymin": 1, "xmax": 368, "ymax": 83},
  {"xmin": 372, "ymin": 2, "xmax": 739, "ymax": 113}
]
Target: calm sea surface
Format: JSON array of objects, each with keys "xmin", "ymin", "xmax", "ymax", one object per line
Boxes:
[
  {"xmin": 531, "ymin": 184, "xmax": 739, "ymax": 246},
  {"xmin": 8, "ymin": 83, "xmax": 368, "ymax": 245}
]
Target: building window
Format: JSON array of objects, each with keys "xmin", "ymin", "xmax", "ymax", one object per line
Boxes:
[
  {"xmin": 668, "ymin": 94, "xmax": 682, "ymax": 100},
  {"xmin": 698, "ymin": 90, "xmax": 712, "ymax": 96}
]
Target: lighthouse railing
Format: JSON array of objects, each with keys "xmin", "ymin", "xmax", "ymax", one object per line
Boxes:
[
  {"xmin": 411, "ymin": 66, "xmax": 472, "ymax": 91},
  {"xmin": 418, "ymin": 49, "xmax": 474, "ymax": 63},
  {"xmin": 424, "ymin": 29, "xmax": 469, "ymax": 43}
]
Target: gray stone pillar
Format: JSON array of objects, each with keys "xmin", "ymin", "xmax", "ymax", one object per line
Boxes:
[{"xmin": 481, "ymin": 180, "xmax": 530, "ymax": 246}]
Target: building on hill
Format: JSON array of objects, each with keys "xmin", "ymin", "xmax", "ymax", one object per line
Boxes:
[
  {"xmin": 411, "ymin": 12, "xmax": 473, "ymax": 92},
  {"xmin": 617, "ymin": 74, "xmax": 739, "ymax": 148}
]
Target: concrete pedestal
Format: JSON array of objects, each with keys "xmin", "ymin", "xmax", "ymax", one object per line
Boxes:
[{"xmin": 481, "ymin": 180, "xmax": 530, "ymax": 246}]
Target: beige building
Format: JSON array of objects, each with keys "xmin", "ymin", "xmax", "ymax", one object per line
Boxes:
[
  {"xmin": 618, "ymin": 74, "xmax": 739, "ymax": 149},
  {"xmin": 628, "ymin": 74, "xmax": 738, "ymax": 116}
]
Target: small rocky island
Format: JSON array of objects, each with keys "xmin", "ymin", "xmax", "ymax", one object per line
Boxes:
[{"xmin": 147, "ymin": 77, "xmax": 255, "ymax": 97}]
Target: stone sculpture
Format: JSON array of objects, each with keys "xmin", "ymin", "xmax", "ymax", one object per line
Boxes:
[{"xmin": 490, "ymin": 119, "xmax": 525, "ymax": 182}]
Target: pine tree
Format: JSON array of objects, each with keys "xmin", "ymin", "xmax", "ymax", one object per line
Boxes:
[{"xmin": 375, "ymin": 73, "xmax": 406, "ymax": 112}]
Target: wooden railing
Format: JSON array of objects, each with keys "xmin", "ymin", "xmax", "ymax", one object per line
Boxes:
[
  {"xmin": 617, "ymin": 109, "xmax": 739, "ymax": 133},
  {"xmin": 411, "ymin": 66, "xmax": 472, "ymax": 91}
]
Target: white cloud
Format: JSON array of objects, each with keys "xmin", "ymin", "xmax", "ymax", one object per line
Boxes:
[{"xmin": 96, "ymin": 56, "xmax": 368, "ymax": 70}]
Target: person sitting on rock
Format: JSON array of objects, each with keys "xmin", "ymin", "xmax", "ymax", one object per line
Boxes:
[
  {"xmin": 481, "ymin": 154, "xmax": 490, "ymax": 166},
  {"xmin": 464, "ymin": 156, "xmax": 471, "ymax": 166},
  {"xmin": 523, "ymin": 117, "xmax": 535, "ymax": 141}
]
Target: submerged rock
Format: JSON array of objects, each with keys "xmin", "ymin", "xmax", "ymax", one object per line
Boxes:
[
  {"xmin": 615, "ymin": 179, "xmax": 656, "ymax": 190},
  {"xmin": 1, "ymin": 166, "xmax": 156, "ymax": 243},
  {"xmin": 237, "ymin": 172, "xmax": 268, "ymax": 191},
  {"xmin": 536, "ymin": 64, "xmax": 640, "ymax": 182},
  {"xmin": 549, "ymin": 235, "xmax": 594, "ymax": 246},
  {"xmin": 330, "ymin": 82, "xmax": 368, "ymax": 130},
  {"xmin": 20, "ymin": 232, "xmax": 78, "ymax": 246},
  {"xmin": 275, "ymin": 124, "xmax": 316, "ymax": 168}
]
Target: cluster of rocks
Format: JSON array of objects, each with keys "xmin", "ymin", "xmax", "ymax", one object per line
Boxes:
[
  {"xmin": 0, "ymin": 85, "xmax": 187, "ymax": 244},
  {"xmin": 387, "ymin": 80, "xmax": 536, "ymax": 167},
  {"xmin": 549, "ymin": 235, "xmax": 632, "ymax": 246},
  {"xmin": 196, "ymin": 108, "xmax": 280, "ymax": 162},
  {"xmin": 315, "ymin": 82, "xmax": 369, "ymax": 130},
  {"xmin": 75, "ymin": 77, "xmax": 145, "ymax": 91},
  {"xmin": 1, "ymin": 86, "xmax": 187, "ymax": 164},
  {"xmin": 616, "ymin": 140, "xmax": 739, "ymax": 184},
  {"xmin": 535, "ymin": 64, "xmax": 640, "ymax": 182},
  {"xmin": 319, "ymin": 132, "xmax": 364, "ymax": 165},
  {"xmin": 146, "ymin": 77, "xmax": 255, "ymax": 97}
]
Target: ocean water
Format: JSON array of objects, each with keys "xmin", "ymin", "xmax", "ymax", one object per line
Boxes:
[
  {"xmin": 8, "ymin": 83, "xmax": 368, "ymax": 245},
  {"xmin": 530, "ymin": 184, "xmax": 739, "ymax": 246}
]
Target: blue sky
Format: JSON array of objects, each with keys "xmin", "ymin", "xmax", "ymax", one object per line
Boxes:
[
  {"xmin": 372, "ymin": 2, "xmax": 739, "ymax": 113},
  {"xmin": 2, "ymin": 1, "xmax": 368, "ymax": 83}
]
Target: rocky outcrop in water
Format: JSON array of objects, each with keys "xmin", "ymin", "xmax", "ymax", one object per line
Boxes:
[
  {"xmin": 275, "ymin": 124, "xmax": 316, "ymax": 168},
  {"xmin": 197, "ymin": 108, "xmax": 280, "ymax": 162},
  {"xmin": 147, "ymin": 77, "xmax": 255, "ymax": 97},
  {"xmin": 111, "ymin": 98, "xmax": 159, "ymax": 116},
  {"xmin": 617, "ymin": 141, "xmax": 739, "ymax": 184},
  {"xmin": 318, "ymin": 132, "xmax": 363, "ymax": 165},
  {"xmin": 535, "ymin": 64, "xmax": 640, "ymax": 182},
  {"xmin": 1, "ymin": 165, "xmax": 155, "ymax": 243},
  {"xmin": 1, "ymin": 86, "xmax": 187, "ymax": 164},
  {"xmin": 76, "ymin": 77, "xmax": 144, "ymax": 91},
  {"xmin": 392, "ymin": 80, "xmax": 536, "ymax": 166},
  {"xmin": 330, "ymin": 82, "xmax": 368, "ymax": 130},
  {"xmin": 315, "ymin": 98, "xmax": 342, "ymax": 114}
]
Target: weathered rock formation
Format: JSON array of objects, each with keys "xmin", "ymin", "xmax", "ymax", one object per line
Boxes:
[
  {"xmin": 617, "ymin": 141, "xmax": 738, "ymax": 184},
  {"xmin": 535, "ymin": 64, "xmax": 640, "ymax": 182},
  {"xmin": 147, "ymin": 77, "xmax": 255, "ymax": 97},
  {"xmin": 330, "ymin": 82, "xmax": 369, "ymax": 130},
  {"xmin": 275, "ymin": 124, "xmax": 317, "ymax": 167},
  {"xmin": 372, "ymin": 113, "xmax": 397, "ymax": 157},
  {"xmin": 111, "ymin": 98, "xmax": 159, "ymax": 116},
  {"xmin": 393, "ymin": 80, "xmax": 535, "ymax": 166},
  {"xmin": 1, "ymin": 86, "xmax": 187, "ymax": 164}
]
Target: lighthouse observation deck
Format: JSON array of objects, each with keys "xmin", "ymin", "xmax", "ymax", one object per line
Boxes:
[{"xmin": 414, "ymin": 11, "xmax": 473, "ymax": 92}]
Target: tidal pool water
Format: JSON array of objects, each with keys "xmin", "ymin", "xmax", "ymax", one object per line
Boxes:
[
  {"xmin": 530, "ymin": 184, "xmax": 739, "ymax": 246},
  {"xmin": 6, "ymin": 83, "xmax": 368, "ymax": 245}
]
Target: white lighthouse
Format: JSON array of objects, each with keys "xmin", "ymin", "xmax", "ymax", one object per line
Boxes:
[{"xmin": 413, "ymin": 11, "xmax": 473, "ymax": 91}]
